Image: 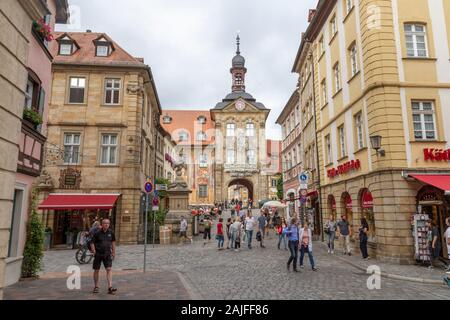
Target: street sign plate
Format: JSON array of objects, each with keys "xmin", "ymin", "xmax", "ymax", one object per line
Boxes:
[
  {"xmin": 300, "ymin": 184, "xmax": 308, "ymax": 190},
  {"xmin": 152, "ymin": 206, "xmax": 159, "ymax": 211},
  {"xmin": 156, "ymin": 184, "xmax": 167, "ymax": 191},
  {"xmin": 153, "ymin": 197, "xmax": 159, "ymax": 206},
  {"xmin": 145, "ymin": 182, "xmax": 153, "ymax": 194}
]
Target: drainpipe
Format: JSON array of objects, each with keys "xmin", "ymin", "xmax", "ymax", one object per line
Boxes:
[{"xmin": 306, "ymin": 39, "xmax": 325, "ymax": 243}]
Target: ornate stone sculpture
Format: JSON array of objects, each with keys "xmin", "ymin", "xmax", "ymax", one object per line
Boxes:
[
  {"xmin": 36, "ymin": 169, "xmax": 54, "ymax": 188},
  {"xmin": 126, "ymin": 83, "xmax": 144, "ymax": 95},
  {"xmin": 169, "ymin": 160, "xmax": 188, "ymax": 190}
]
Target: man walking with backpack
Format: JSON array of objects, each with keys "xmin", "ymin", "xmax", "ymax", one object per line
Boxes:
[{"xmin": 203, "ymin": 216, "xmax": 212, "ymax": 246}]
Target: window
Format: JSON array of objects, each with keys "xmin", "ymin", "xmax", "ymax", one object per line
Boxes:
[
  {"xmin": 298, "ymin": 143, "xmax": 302, "ymax": 164},
  {"xmin": 287, "ymin": 152, "xmax": 292, "ymax": 169},
  {"xmin": 104, "ymin": 78, "xmax": 121, "ymax": 105},
  {"xmin": 321, "ymin": 80, "xmax": 327, "ymax": 105},
  {"xmin": 96, "ymin": 45, "xmax": 109, "ymax": 57},
  {"xmin": 69, "ymin": 77, "xmax": 86, "ymax": 104},
  {"xmin": 197, "ymin": 116, "xmax": 207, "ymax": 124},
  {"xmin": 167, "ymin": 172, "xmax": 173, "ymax": 181},
  {"xmin": 100, "ymin": 134, "xmax": 118, "ymax": 165},
  {"xmin": 286, "ymin": 116, "xmax": 291, "ymax": 133},
  {"xmin": 346, "ymin": 0, "xmax": 353, "ymax": 14},
  {"xmin": 227, "ymin": 123, "xmax": 236, "ymax": 137},
  {"xmin": 246, "ymin": 123, "xmax": 255, "ymax": 137},
  {"xmin": 295, "ymin": 106, "xmax": 300, "ymax": 125},
  {"xmin": 199, "ymin": 185, "xmax": 208, "ymax": 198},
  {"xmin": 60, "ymin": 43, "xmax": 73, "ymax": 55},
  {"xmin": 334, "ymin": 63, "xmax": 341, "ymax": 93},
  {"xmin": 199, "ymin": 154, "xmax": 208, "ymax": 168},
  {"xmin": 25, "ymin": 79, "xmax": 35, "ymax": 109},
  {"xmin": 197, "ymin": 131, "xmax": 207, "ymax": 141},
  {"xmin": 349, "ymin": 44, "xmax": 358, "ymax": 76},
  {"xmin": 290, "ymin": 115, "xmax": 295, "ymax": 130},
  {"xmin": 179, "ymin": 131, "xmax": 188, "ymax": 141},
  {"xmin": 330, "ymin": 16, "xmax": 337, "ymax": 37},
  {"xmin": 227, "ymin": 149, "xmax": 235, "ymax": 164},
  {"xmin": 325, "ymin": 135, "xmax": 332, "ymax": 164},
  {"xmin": 319, "ymin": 37, "xmax": 324, "ymax": 55},
  {"xmin": 355, "ymin": 113, "xmax": 364, "ymax": 149},
  {"xmin": 271, "ymin": 179, "xmax": 277, "ymax": 187},
  {"xmin": 339, "ymin": 126, "xmax": 347, "ymax": 157},
  {"xmin": 163, "ymin": 115, "xmax": 172, "ymax": 124},
  {"xmin": 293, "ymin": 148, "xmax": 297, "ymax": 165},
  {"xmin": 247, "ymin": 150, "xmax": 256, "ymax": 165},
  {"xmin": 412, "ymin": 101, "xmax": 436, "ymax": 140},
  {"xmin": 64, "ymin": 133, "xmax": 81, "ymax": 164},
  {"xmin": 405, "ymin": 24, "xmax": 428, "ymax": 57}
]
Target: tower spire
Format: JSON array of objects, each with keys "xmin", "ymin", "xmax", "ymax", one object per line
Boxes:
[{"xmin": 236, "ymin": 34, "xmax": 240, "ymax": 55}]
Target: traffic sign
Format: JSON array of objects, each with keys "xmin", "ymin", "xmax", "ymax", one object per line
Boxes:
[
  {"xmin": 299, "ymin": 183, "xmax": 308, "ymax": 190},
  {"xmin": 156, "ymin": 184, "xmax": 167, "ymax": 191},
  {"xmin": 153, "ymin": 197, "xmax": 159, "ymax": 206},
  {"xmin": 152, "ymin": 206, "xmax": 159, "ymax": 211},
  {"xmin": 144, "ymin": 182, "xmax": 153, "ymax": 194},
  {"xmin": 300, "ymin": 189, "xmax": 308, "ymax": 197},
  {"xmin": 299, "ymin": 172, "xmax": 309, "ymax": 183}
]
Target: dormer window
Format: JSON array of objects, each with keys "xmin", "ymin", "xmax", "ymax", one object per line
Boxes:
[
  {"xmin": 163, "ymin": 115, "xmax": 172, "ymax": 124},
  {"xmin": 58, "ymin": 36, "xmax": 76, "ymax": 55},
  {"xmin": 197, "ymin": 116, "xmax": 207, "ymax": 124},
  {"xmin": 94, "ymin": 36, "xmax": 113, "ymax": 57}
]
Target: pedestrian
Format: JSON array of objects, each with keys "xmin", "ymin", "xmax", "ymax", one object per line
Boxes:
[
  {"xmin": 230, "ymin": 216, "xmax": 242, "ymax": 252},
  {"xmin": 90, "ymin": 219, "xmax": 117, "ymax": 295},
  {"xmin": 216, "ymin": 218, "xmax": 225, "ymax": 250},
  {"xmin": 359, "ymin": 218, "xmax": 370, "ymax": 260},
  {"xmin": 277, "ymin": 217, "xmax": 288, "ymax": 250},
  {"xmin": 248, "ymin": 198, "xmax": 253, "ymax": 209},
  {"xmin": 244, "ymin": 212, "xmax": 256, "ymax": 249},
  {"xmin": 337, "ymin": 215, "xmax": 352, "ymax": 256},
  {"xmin": 273, "ymin": 210, "xmax": 281, "ymax": 229},
  {"xmin": 203, "ymin": 216, "xmax": 212, "ymax": 246},
  {"xmin": 257, "ymin": 211, "xmax": 267, "ymax": 248},
  {"xmin": 286, "ymin": 217, "xmax": 300, "ymax": 272},
  {"xmin": 265, "ymin": 209, "xmax": 272, "ymax": 238},
  {"xmin": 325, "ymin": 215, "xmax": 337, "ymax": 254},
  {"xmin": 445, "ymin": 218, "xmax": 450, "ymax": 271},
  {"xmin": 179, "ymin": 216, "xmax": 193, "ymax": 244},
  {"xmin": 427, "ymin": 220, "xmax": 441, "ymax": 269},
  {"xmin": 226, "ymin": 218, "xmax": 233, "ymax": 249},
  {"xmin": 299, "ymin": 223, "xmax": 318, "ymax": 271}
]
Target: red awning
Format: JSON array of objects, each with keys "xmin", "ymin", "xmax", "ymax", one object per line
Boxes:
[
  {"xmin": 39, "ymin": 194, "xmax": 120, "ymax": 210},
  {"xmin": 409, "ymin": 174, "xmax": 450, "ymax": 194}
]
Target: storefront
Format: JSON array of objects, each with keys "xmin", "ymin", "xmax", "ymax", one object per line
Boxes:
[
  {"xmin": 39, "ymin": 193, "xmax": 120, "ymax": 248},
  {"xmin": 408, "ymin": 174, "xmax": 450, "ymax": 261}
]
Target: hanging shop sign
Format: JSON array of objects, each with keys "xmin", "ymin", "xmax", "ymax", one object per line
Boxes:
[
  {"xmin": 344, "ymin": 194, "xmax": 353, "ymax": 210},
  {"xmin": 327, "ymin": 159, "xmax": 361, "ymax": 179},
  {"xmin": 423, "ymin": 148, "xmax": 450, "ymax": 162},
  {"xmin": 328, "ymin": 196, "xmax": 336, "ymax": 210}
]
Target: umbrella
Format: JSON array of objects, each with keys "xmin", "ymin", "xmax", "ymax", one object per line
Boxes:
[{"xmin": 262, "ymin": 201, "xmax": 287, "ymax": 208}]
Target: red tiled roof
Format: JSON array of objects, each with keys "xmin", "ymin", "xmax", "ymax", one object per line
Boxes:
[
  {"xmin": 51, "ymin": 32, "xmax": 145, "ymax": 67},
  {"xmin": 161, "ymin": 110, "xmax": 215, "ymax": 146}
]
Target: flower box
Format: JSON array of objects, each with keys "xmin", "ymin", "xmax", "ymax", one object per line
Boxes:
[{"xmin": 32, "ymin": 19, "xmax": 54, "ymax": 42}]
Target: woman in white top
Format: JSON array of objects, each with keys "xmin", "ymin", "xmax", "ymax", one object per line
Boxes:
[
  {"xmin": 299, "ymin": 224, "xmax": 318, "ymax": 271},
  {"xmin": 230, "ymin": 217, "xmax": 242, "ymax": 252}
]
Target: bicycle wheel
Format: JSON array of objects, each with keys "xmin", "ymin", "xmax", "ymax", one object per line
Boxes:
[{"xmin": 76, "ymin": 248, "xmax": 92, "ymax": 265}]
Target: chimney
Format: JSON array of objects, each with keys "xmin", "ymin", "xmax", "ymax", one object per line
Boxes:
[
  {"xmin": 86, "ymin": 29, "xmax": 92, "ymax": 33},
  {"xmin": 308, "ymin": 9, "xmax": 317, "ymax": 23}
]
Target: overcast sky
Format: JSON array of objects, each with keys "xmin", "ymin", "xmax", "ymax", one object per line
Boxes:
[{"xmin": 57, "ymin": 0, "xmax": 318, "ymax": 140}]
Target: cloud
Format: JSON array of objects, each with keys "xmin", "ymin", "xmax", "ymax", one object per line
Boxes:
[{"xmin": 58, "ymin": 0, "xmax": 317, "ymax": 139}]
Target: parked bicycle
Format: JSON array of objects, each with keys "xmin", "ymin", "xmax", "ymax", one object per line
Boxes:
[{"xmin": 75, "ymin": 232, "xmax": 94, "ymax": 265}]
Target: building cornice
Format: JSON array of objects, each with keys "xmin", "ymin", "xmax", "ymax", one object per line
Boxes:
[{"xmin": 19, "ymin": 0, "xmax": 51, "ymax": 21}]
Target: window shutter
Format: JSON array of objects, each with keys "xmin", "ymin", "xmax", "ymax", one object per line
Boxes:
[{"xmin": 37, "ymin": 88, "xmax": 45, "ymax": 131}]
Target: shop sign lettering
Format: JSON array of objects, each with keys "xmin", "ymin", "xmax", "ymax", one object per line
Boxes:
[
  {"xmin": 327, "ymin": 159, "xmax": 361, "ymax": 179},
  {"xmin": 423, "ymin": 148, "xmax": 450, "ymax": 162}
]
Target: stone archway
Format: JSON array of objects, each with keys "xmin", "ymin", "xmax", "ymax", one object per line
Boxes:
[{"xmin": 228, "ymin": 179, "xmax": 254, "ymax": 204}]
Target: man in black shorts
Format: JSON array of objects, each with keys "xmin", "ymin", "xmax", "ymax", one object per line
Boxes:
[{"xmin": 90, "ymin": 219, "xmax": 117, "ymax": 294}]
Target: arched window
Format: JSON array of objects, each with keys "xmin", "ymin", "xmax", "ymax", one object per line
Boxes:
[
  {"xmin": 197, "ymin": 116, "xmax": 207, "ymax": 124},
  {"xmin": 246, "ymin": 123, "xmax": 255, "ymax": 137},
  {"xmin": 179, "ymin": 131, "xmax": 188, "ymax": 142},
  {"xmin": 227, "ymin": 123, "xmax": 236, "ymax": 137},
  {"xmin": 360, "ymin": 188, "xmax": 376, "ymax": 242},
  {"xmin": 196, "ymin": 131, "xmax": 207, "ymax": 141}
]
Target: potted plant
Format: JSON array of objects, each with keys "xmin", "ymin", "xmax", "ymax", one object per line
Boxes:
[
  {"xmin": 23, "ymin": 108, "xmax": 43, "ymax": 129},
  {"xmin": 32, "ymin": 19, "xmax": 54, "ymax": 42}
]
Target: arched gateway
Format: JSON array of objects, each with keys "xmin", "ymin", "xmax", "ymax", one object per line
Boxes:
[{"xmin": 228, "ymin": 179, "xmax": 254, "ymax": 205}]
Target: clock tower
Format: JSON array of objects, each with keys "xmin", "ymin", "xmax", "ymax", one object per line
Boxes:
[{"xmin": 231, "ymin": 35, "xmax": 247, "ymax": 92}]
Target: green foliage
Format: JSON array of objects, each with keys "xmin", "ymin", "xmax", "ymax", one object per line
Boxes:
[
  {"xmin": 277, "ymin": 174, "xmax": 284, "ymax": 201},
  {"xmin": 149, "ymin": 205, "xmax": 168, "ymax": 225},
  {"xmin": 21, "ymin": 210, "xmax": 45, "ymax": 278},
  {"xmin": 23, "ymin": 108, "xmax": 43, "ymax": 126}
]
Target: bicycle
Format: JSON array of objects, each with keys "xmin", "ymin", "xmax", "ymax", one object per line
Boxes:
[{"xmin": 75, "ymin": 241, "xmax": 94, "ymax": 265}]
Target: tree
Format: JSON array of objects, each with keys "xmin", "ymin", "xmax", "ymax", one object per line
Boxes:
[
  {"xmin": 277, "ymin": 174, "xmax": 284, "ymax": 201},
  {"xmin": 21, "ymin": 210, "xmax": 45, "ymax": 278}
]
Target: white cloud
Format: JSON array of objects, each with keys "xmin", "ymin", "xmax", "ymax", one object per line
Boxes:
[{"xmin": 58, "ymin": 0, "xmax": 317, "ymax": 139}]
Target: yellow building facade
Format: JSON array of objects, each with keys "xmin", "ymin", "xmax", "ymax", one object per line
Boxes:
[{"xmin": 293, "ymin": 0, "xmax": 450, "ymax": 263}]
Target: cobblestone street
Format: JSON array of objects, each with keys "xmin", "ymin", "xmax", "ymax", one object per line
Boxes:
[{"xmin": 4, "ymin": 212, "xmax": 450, "ymax": 300}]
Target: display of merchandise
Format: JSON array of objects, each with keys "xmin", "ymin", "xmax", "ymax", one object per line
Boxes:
[{"xmin": 413, "ymin": 214, "xmax": 430, "ymax": 263}]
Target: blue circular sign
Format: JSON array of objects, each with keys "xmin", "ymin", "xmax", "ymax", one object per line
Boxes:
[
  {"xmin": 300, "ymin": 174, "xmax": 308, "ymax": 182},
  {"xmin": 145, "ymin": 182, "xmax": 153, "ymax": 193}
]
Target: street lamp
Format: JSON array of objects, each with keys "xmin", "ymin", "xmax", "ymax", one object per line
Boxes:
[{"xmin": 370, "ymin": 135, "xmax": 385, "ymax": 157}]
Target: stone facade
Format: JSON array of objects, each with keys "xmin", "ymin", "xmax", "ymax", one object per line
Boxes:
[{"xmin": 39, "ymin": 32, "xmax": 162, "ymax": 245}]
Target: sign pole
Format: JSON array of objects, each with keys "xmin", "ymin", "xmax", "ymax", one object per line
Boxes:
[
  {"xmin": 151, "ymin": 193, "xmax": 156, "ymax": 249},
  {"xmin": 144, "ymin": 192, "xmax": 148, "ymax": 273}
]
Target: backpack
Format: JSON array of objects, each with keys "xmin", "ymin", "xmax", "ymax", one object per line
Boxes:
[
  {"xmin": 204, "ymin": 220, "xmax": 211, "ymax": 230},
  {"xmin": 256, "ymin": 231, "xmax": 262, "ymax": 242}
]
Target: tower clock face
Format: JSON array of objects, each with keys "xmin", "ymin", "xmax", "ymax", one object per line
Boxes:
[{"xmin": 235, "ymin": 101, "xmax": 245, "ymax": 111}]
